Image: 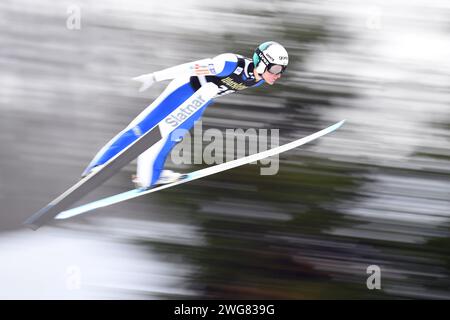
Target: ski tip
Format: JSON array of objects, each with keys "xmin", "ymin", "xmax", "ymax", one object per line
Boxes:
[{"xmin": 331, "ymin": 119, "xmax": 346, "ymax": 130}]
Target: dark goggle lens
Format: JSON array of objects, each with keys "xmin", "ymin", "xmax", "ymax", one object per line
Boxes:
[{"xmin": 268, "ymin": 64, "xmax": 286, "ymax": 75}]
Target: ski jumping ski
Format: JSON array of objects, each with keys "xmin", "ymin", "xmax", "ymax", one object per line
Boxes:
[{"xmin": 55, "ymin": 120, "xmax": 346, "ymax": 220}]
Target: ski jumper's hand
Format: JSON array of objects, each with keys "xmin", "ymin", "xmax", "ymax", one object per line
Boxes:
[{"xmin": 132, "ymin": 73, "xmax": 156, "ymax": 92}]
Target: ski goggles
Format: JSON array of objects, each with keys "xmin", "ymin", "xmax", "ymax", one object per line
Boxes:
[{"xmin": 267, "ymin": 64, "xmax": 287, "ymax": 75}]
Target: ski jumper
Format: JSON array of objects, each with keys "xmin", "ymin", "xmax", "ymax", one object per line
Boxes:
[{"xmin": 83, "ymin": 53, "xmax": 265, "ymax": 188}]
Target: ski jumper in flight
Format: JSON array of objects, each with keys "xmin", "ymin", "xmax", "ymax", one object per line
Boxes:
[{"xmin": 82, "ymin": 41, "xmax": 289, "ymax": 189}]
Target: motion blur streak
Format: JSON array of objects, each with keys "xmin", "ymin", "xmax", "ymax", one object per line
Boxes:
[{"xmin": 0, "ymin": 0, "xmax": 449, "ymax": 299}]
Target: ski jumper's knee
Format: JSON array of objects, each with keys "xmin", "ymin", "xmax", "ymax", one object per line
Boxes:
[{"xmin": 137, "ymin": 83, "xmax": 218, "ymax": 187}]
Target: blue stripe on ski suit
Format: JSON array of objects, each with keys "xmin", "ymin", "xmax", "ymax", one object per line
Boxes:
[
  {"xmin": 217, "ymin": 61, "xmax": 238, "ymax": 77},
  {"xmin": 84, "ymin": 82, "xmax": 196, "ymax": 174},
  {"xmin": 150, "ymin": 101, "xmax": 213, "ymax": 185}
]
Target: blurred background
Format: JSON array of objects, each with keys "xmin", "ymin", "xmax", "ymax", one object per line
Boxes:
[{"xmin": 0, "ymin": 0, "xmax": 449, "ymax": 299}]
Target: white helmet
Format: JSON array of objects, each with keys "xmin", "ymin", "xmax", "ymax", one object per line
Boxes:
[{"xmin": 253, "ymin": 41, "xmax": 289, "ymax": 75}]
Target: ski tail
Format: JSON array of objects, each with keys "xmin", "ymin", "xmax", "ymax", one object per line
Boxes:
[{"xmin": 23, "ymin": 125, "xmax": 163, "ymax": 230}]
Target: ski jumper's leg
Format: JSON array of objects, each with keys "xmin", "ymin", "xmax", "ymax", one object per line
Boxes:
[
  {"xmin": 136, "ymin": 101, "xmax": 212, "ymax": 187},
  {"xmin": 82, "ymin": 77, "xmax": 195, "ymax": 176},
  {"xmin": 136, "ymin": 84, "xmax": 218, "ymax": 188}
]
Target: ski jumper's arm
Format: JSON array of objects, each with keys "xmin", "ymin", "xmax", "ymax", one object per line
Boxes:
[
  {"xmin": 133, "ymin": 54, "xmax": 238, "ymax": 91},
  {"xmin": 154, "ymin": 53, "xmax": 237, "ymax": 80}
]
